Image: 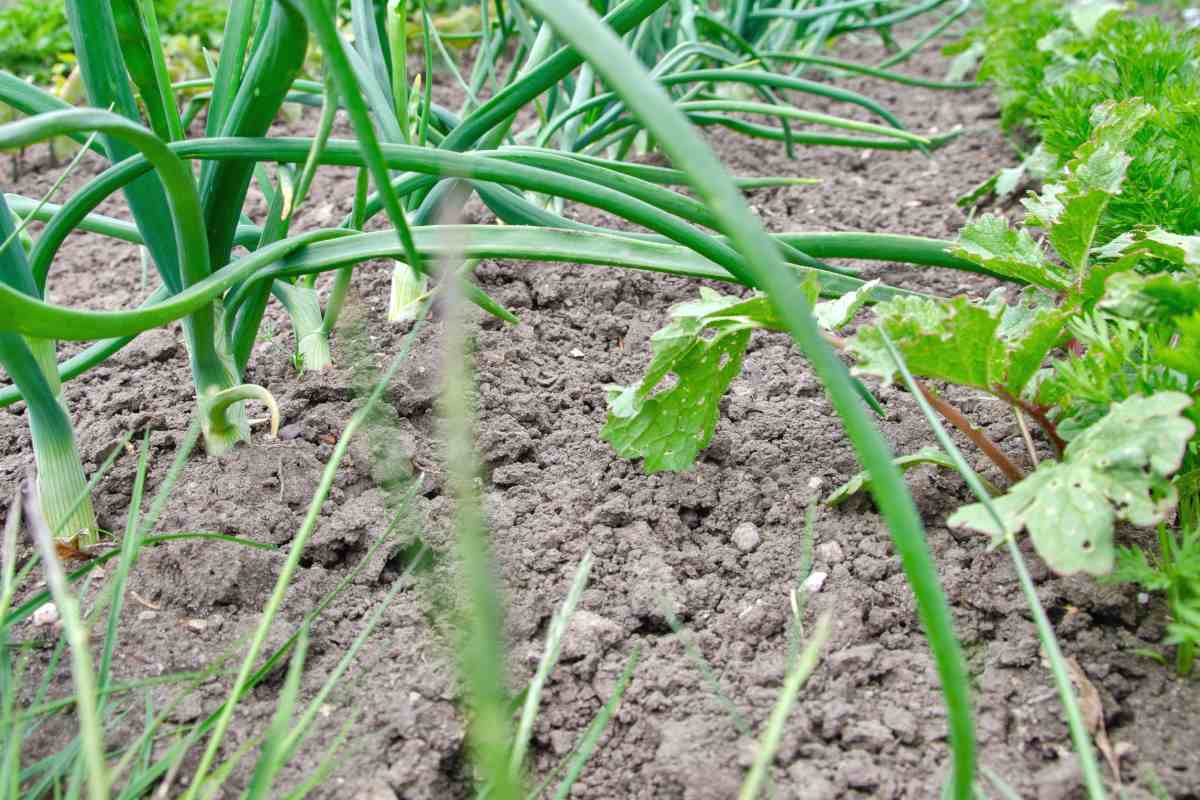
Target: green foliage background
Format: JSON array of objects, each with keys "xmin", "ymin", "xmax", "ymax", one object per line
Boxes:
[
  {"xmin": 950, "ymin": 0, "xmax": 1200, "ymax": 241},
  {"xmin": 0, "ymin": 0, "xmax": 228, "ymax": 82}
]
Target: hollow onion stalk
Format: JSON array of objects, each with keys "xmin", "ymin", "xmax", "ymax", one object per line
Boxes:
[
  {"xmin": 0, "ymin": 193, "xmax": 96, "ymax": 544},
  {"xmin": 382, "ymin": 0, "xmax": 429, "ymax": 322},
  {"xmin": 238, "ymin": 72, "xmax": 341, "ymax": 373},
  {"xmin": 0, "ymin": 335, "xmax": 95, "ymax": 544},
  {"xmin": 62, "ymin": 2, "xmax": 279, "ymax": 455}
]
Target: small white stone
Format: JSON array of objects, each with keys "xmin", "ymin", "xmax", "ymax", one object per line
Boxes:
[
  {"xmin": 138, "ymin": 610, "xmax": 157, "ymax": 622},
  {"xmin": 732, "ymin": 522, "xmax": 761, "ymax": 552},
  {"xmin": 807, "ymin": 476, "xmax": 825, "ymax": 490},
  {"xmin": 1137, "ymin": 592, "xmax": 1150, "ymax": 605},
  {"xmin": 801, "ymin": 571, "xmax": 828, "ymax": 594},
  {"xmin": 32, "ymin": 602, "xmax": 59, "ymax": 627},
  {"xmin": 568, "ymin": 348, "xmax": 585, "ymax": 358},
  {"xmin": 184, "ymin": 618, "xmax": 207, "ymax": 633},
  {"xmin": 816, "ymin": 540, "xmax": 845, "ymax": 564}
]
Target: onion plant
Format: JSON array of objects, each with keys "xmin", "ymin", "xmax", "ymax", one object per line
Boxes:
[
  {"xmin": 0, "ymin": 191, "xmax": 95, "ymax": 543},
  {"xmin": 0, "ymin": 0, "xmax": 976, "ymax": 544}
]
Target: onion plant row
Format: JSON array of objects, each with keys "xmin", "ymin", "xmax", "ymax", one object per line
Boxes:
[{"xmin": 0, "ymin": 0, "xmax": 992, "ymax": 797}]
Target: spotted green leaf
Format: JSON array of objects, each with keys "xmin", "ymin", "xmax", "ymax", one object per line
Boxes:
[
  {"xmin": 1095, "ymin": 226, "xmax": 1200, "ymax": 268},
  {"xmin": 604, "ymin": 282, "xmax": 875, "ymax": 473},
  {"xmin": 848, "ymin": 288, "xmax": 1070, "ymax": 396},
  {"xmin": 951, "ymin": 214, "xmax": 1064, "ymax": 289},
  {"xmin": 602, "ymin": 288, "xmax": 772, "ymax": 473},
  {"xmin": 949, "ymin": 392, "xmax": 1195, "ymax": 575}
]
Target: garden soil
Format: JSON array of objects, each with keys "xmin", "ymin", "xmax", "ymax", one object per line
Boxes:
[{"xmin": 4, "ymin": 29, "xmax": 1198, "ymax": 800}]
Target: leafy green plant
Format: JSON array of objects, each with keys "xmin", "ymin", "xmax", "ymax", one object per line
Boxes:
[
  {"xmin": 0, "ymin": 0, "xmax": 226, "ymax": 84},
  {"xmin": 605, "ymin": 97, "xmax": 1200, "ymax": 673},
  {"xmin": 947, "ymin": 393, "xmax": 1193, "ymax": 575},
  {"xmin": 953, "ymin": 0, "xmax": 1200, "ymax": 244},
  {"xmin": 602, "ymin": 279, "xmax": 882, "ymax": 472},
  {"xmin": 849, "ymin": 100, "xmax": 1199, "ymax": 574},
  {"xmin": 1106, "ymin": 526, "xmax": 1200, "ymax": 675}
]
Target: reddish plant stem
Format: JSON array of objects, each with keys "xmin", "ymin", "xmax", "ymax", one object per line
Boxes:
[
  {"xmin": 913, "ymin": 380, "xmax": 1026, "ymax": 484},
  {"xmin": 820, "ymin": 332, "xmax": 1025, "ymax": 484},
  {"xmin": 992, "ymin": 387, "xmax": 1066, "ymax": 458}
]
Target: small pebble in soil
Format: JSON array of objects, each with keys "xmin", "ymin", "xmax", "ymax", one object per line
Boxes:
[
  {"xmin": 278, "ymin": 423, "xmax": 304, "ymax": 441},
  {"xmin": 816, "ymin": 540, "xmax": 845, "ymax": 564},
  {"xmin": 802, "ymin": 571, "xmax": 828, "ymax": 594},
  {"xmin": 788, "ymin": 770, "xmax": 836, "ymax": 800},
  {"xmin": 731, "ymin": 521, "xmax": 761, "ymax": 552},
  {"xmin": 137, "ymin": 610, "xmax": 157, "ymax": 622},
  {"xmin": 184, "ymin": 618, "xmax": 207, "ymax": 633},
  {"xmin": 32, "ymin": 602, "xmax": 59, "ymax": 627}
]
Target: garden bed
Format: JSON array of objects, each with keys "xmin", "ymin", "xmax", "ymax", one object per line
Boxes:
[{"xmin": 4, "ymin": 30, "xmax": 1197, "ymax": 800}]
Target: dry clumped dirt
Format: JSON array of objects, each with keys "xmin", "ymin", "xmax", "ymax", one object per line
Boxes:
[{"xmin": 3, "ymin": 28, "xmax": 1199, "ymax": 800}]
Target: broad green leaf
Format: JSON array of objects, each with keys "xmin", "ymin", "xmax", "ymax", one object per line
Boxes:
[
  {"xmin": 602, "ymin": 289, "xmax": 771, "ymax": 473},
  {"xmin": 1025, "ymin": 183, "xmax": 1113, "ymax": 273},
  {"xmin": 825, "ymin": 446, "xmax": 955, "ymax": 507},
  {"xmin": 1095, "ymin": 225, "xmax": 1200, "ymax": 267},
  {"xmin": 604, "ymin": 282, "xmax": 872, "ymax": 473},
  {"xmin": 848, "ymin": 288, "xmax": 1071, "ymax": 396},
  {"xmin": 949, "ymin": 392, "xmax": 1195, "ymax": 575},
  {"xmin": 1069, "ymin": 0, "xmax": 1123, "ymax": 38},
  {"xmin": 951, "ymin": 214, "xmax": 1065, "ymax": 289},
  {"xmin": 1099, "ymin": 271, "xmax": 1200, "ymax": 323},
  {"xmin": 1017, "ymin": 99, "xmax": 1152, "ymax": 280},
  {"xmin": 813, "ymin": 279, "xmax": 879, "ymax": 331}
]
